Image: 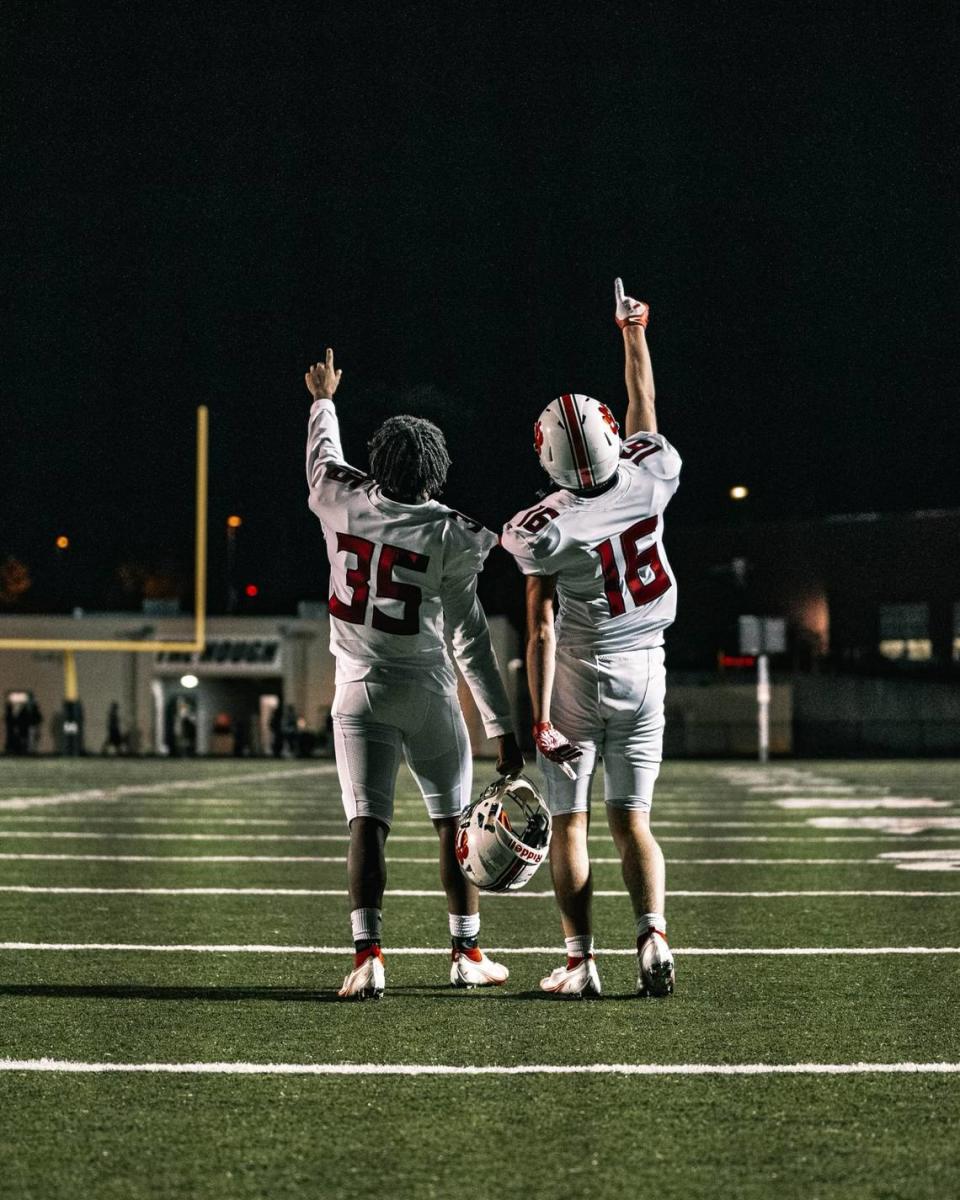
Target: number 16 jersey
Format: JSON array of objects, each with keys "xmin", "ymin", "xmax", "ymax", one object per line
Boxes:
[{"xmin": 501, "ymin": 431, "xmax": 682, "ymax": 655}]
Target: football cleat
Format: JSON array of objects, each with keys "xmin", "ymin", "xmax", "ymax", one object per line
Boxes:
[
  {"xmin": 450, "ymin": 947, "xmax": 510, "ymax": 989},
  {"xmin": 338, "ymin": 945, "xmax": 385, "ymax": 1000},
  {"xmin": 637, "ymin": 929, "xmax": 675, "ymax": 998},
  {"xmin": 539, "ymin": 956, "xmax": 603, "ymax": 999}
]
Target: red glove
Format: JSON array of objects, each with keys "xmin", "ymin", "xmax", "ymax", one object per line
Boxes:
[
  {"xmin": 533, "ymin": 722, "xmax": 581, "ymax": 780},
  {"xmin": 614, "ymin": 277, "xmax": 650, "ymax": 330}
]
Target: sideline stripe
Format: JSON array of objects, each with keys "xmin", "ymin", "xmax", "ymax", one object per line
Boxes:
[
  {"xmin": 0, "ymin": 886, "xmax": 956, "ymax": 899},
  {"xmin": 0, "ymin": 768, "xmax": 332, "ymax": 812},
  {"xmin": 0, "ymin": 1058, "xmax": 957, "ymax": 1077},
  {"xmin": 1, "ymin": 942, "xmax": 958, "ymax": 956}
]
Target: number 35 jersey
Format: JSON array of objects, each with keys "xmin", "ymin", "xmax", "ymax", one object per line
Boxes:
[
  {"xmin": 306, "ymin": 397, "xmax": 512, "ymax": 738},
  {"xmin": 501, "ymin": 431, "xmax": 682, "ymax": 655}
]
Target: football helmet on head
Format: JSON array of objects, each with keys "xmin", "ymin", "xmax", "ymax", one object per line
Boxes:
[
  {"xmin": 456, "ymin": 776, "xmax": 552, "ymax": 893},
  {"xmin": 535, "ymin": 393, "xmax": 621, "ymax": 491}
]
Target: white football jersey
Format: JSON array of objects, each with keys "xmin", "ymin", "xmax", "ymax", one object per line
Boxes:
[
  {"xmin": 502, "ymin": 431, "xmax": 682, "ymax": 654},
  {"xmin": 306, "ymin": 398, "xmax": 512, "ymax": 737}
]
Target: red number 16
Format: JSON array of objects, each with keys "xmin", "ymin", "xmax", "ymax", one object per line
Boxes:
[{"xmin": 595, "ymin": 516, "xmax": 671, "ymax": 617}]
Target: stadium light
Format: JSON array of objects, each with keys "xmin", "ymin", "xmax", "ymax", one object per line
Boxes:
[
  {"xmin": 55, "ymin": 535, "xmax": 70, "ymax": 550},
  {"xmin": 729, "ymin": 485, "xmax": 749, "ymax": 501},
  {"xmin": 227, "ymin": 514, "xmax": 243, "ymax": 529},
  {"xmin": 180, "ymin": 674, "xmax": 200, "ymax": 689}
]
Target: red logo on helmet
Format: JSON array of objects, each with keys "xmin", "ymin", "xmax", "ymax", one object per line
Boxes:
[
  {"xmin": 597, "ymin": 403, "xmax": 620, "ymax": 436},
  {"xmin": 533, "ymin": 419, "xmax": 544, "ymax": 455},
  {"xmin": 455, "ymin": 828, "xmax": 470, "ymax": 864}
]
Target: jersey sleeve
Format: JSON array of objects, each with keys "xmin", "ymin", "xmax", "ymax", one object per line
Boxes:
[
  {"xmin": 621, "ymin": 430, "xmax": 682, "ymax": 507},
  {"xmin": 439, "ymin": 519, "xmax": 513, "ymax": 738},
  {"xmin": 306, "ymin": 398, "xmax": 366, "ymax": 512},
  {"xmin": 500, "ymin": 509, "xmax": 566, "ymax": 577}
]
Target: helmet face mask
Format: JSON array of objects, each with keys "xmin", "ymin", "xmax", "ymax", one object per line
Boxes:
[
  {"xmin": 535, "ymin": 393, "xmax": 621, "ymax": 491},
  {"xmin": 456, "ymin": 776, "xmax": 552, "ymax": 893}
]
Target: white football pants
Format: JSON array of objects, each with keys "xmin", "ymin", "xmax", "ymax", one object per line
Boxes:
[
  {"xmin": 541, "ymin": 645, "xmax": 667, "ymax": 815},
  {"xmin": 331, "ymin": 681, "xmax": 472, "ymax": 826}
]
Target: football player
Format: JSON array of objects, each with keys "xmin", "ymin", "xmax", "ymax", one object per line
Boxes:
[
  {"xmin": 501, "ymin": 279, "xmax": 679, "ymax": 999},
  {"xmin": 305, "ymin": 349, "xmax": 524, "ymax": 999}
]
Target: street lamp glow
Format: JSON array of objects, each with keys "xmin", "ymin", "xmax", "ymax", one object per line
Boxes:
[
  {"xmin": 226, "ymin": 514, "xmax": 243, "ymax": 529},
  {"xmin": 180, "ymin": 674, "xmax": 200, "ymax": 689},
  {"xmin": 729, "ymin": 485, "xmax": 749, "ymax": 501},
  {"xmin": 55, "ymin": 535, "xmax": 70, "ymax": 549}
]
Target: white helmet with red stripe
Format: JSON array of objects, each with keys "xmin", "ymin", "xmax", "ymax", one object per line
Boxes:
[
  {"xmin": 534, "ymin": 393, "xmax": 621, "ymax": 490},
  {"xmin": 455, "ymin": 776, "xmax": 552, "ymax": 893}
]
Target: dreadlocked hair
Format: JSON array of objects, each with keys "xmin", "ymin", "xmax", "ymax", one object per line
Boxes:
[{"xmin": 368, "ymin": 415, "xmax": 451, "ymax": 502}]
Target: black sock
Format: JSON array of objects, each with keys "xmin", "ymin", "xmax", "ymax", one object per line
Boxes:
[
  {"xmin": 354, "ymin": 938, "xmax": 378, "ymax": 953},
  {"xmin": 452, "ymin": 935, "xmax": 479, "ymax": 952}
]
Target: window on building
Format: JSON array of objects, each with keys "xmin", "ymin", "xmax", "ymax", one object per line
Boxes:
[{"xmin": 879, "ymin": 603, "xmax": 931, "ymax": 662}]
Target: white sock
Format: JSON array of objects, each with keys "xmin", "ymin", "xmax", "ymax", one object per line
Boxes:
[
  {"xmin": 565, "ymin": 934, "xmax": 594, "ymax": 961},
  {"xmin": 639, "ymin": 913, "xmax": 666, "ymax": 937},
  {"xmin": 350, "ymin": 907, "xmax": 382, "ymax": 945},
  {"xmin": 449, "ymin": 913, "xmax": 480, "ymax": 941}
]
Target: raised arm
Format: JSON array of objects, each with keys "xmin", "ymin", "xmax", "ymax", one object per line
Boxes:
[
  {"xmin": 525, "ymin": 574, "xmax": 580, "ymax": 777},
  {"xmin": 614, "ymin": 277, "xmax": 656, "ymax": 438},
  {"xmin": 304, "ymin": 347, "xmax": 347, "ymax": 490}
]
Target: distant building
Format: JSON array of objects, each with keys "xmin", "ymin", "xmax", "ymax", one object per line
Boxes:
[
  {"xmin": 665, "ymin": 509, "xmax": 960, "ymax": 675},
  {"xmin": 0, "ymin": 610, "xmax": 520, "ymax": 756}
]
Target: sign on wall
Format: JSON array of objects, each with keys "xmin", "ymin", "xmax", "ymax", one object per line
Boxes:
[{"xmin": 155, "ymin": 639, "xmax": 282, "ymax": 675}]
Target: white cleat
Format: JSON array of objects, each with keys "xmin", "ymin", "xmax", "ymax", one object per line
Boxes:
[
  {"xmin": 338, "ymin": 946, "xmax": 385, "ymax": 1000},
  {"xmin": 450, "ymin": 947, "xmax": 509, "ymax": 988},
  {"xmin": 637, "ymin": 930, "xmax": 675, "ymax": 998},
  {"xmin": 539, "ymin": 956, "xmax": 602, "ymax": 998}
]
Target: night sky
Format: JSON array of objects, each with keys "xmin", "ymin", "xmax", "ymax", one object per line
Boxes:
[{"xmin": 3, "ymin": 3, "xmax": 957, "ymax": 614}]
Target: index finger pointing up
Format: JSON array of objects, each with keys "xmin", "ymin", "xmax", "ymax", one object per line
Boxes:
[
  {"xmin": 325, "ymin": 347, "xmax": 335, "ymax": 367},
  {"xmin": 614, "ymin": 277, "xmax": 625, "ymax": 304}
]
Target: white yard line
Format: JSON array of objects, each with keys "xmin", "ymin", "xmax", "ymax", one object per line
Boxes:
[
  {"xmin": 0, "ymin": 852, "xmax": 895, "ymax": 865},
  {"xmin": 1, "ymin": 942, "xmax": 957, "ymax": 956},
  {"xmin": 0, "ymin": 768, "xmax": 333, "ymax": 812},
  {"xmin": 0, "ymin": 885, "xmax": 956, "ymax": 899},
  {"xmin": 0, "ymin": 853, "xmax": 348, "ymax": 863},
  {"xmin": 0, "ymin": 1058, "xmax": 956, "ymax": 1077},
  {"xmin": 776, "ymin": 799, "xmax": 948, "ymax": 810},
  {"xmin": 2, "ymin": 830, "xmax": 958, "ymax": 844}
]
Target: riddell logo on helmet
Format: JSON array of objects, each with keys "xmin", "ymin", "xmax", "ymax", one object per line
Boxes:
[{"xmin": 497, "ymin": 827, "xmax": 542, "ymax": 862}]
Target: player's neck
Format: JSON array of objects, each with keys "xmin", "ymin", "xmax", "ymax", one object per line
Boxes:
[
  {"xmin": 570, "ymin": 470, "xmax": 620, "ymax": 500},
  {"xmin": 381, "ymin": 487, "xmax": 429, "ymax": 505}
]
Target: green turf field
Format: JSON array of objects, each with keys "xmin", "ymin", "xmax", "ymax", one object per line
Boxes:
[{"xmin": 1, "ymin": 757, "xmax": 958, "ymax": 1199}]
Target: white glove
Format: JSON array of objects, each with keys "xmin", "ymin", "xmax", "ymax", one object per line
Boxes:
[
  {"xmin": 614, "ymin": 277, "xmax": 650, "ymax": 330},
  {"xmin": 533, "ymin": 722, "xmax": 581, "ymax": 780}
]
